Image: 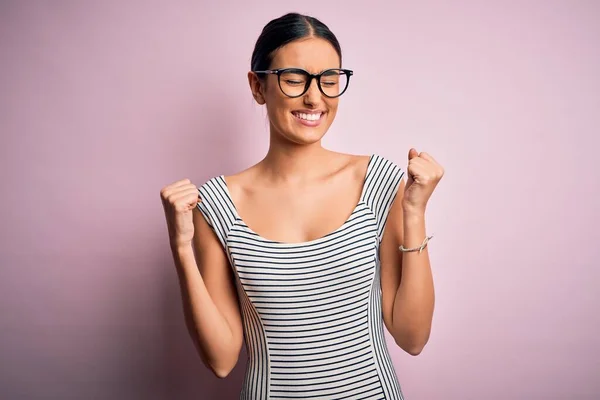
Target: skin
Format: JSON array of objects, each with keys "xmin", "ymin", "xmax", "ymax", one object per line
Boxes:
[
  {"xmin": 163, "ymin": 35, "xmax": 440, "ymax": 379},
  {"xmin": 234, "ymin": 36, "xmax": 368, "ymax": 244}
]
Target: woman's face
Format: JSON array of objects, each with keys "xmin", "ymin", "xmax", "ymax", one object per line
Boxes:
[{"xmin": 249, "ymin": 37, "xmax": 342, "ymax": 145}]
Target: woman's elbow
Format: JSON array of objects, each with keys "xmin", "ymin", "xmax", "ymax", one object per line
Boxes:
[
  {"xmin": 405, "ymin": 345, "xmax": 425, "ymax": 356},
  {"xmin": 207, "ymin": 355, "xmax": 239, "ymax": 379},
  {"xmin": 212, "ymin": 365, "xmax": 235, "ymax": 379},
  {"xmin": 394, "ymin": 335, "xmax": 428, "ymax": 356},
  {"xmin": 200, "ymin": 348, "xmax": 240, "ymax": 379}
]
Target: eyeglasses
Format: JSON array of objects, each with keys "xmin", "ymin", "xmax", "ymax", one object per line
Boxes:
[{"xmin": 253, "ymin": 68, "xmax": 354, "ymax": 98}]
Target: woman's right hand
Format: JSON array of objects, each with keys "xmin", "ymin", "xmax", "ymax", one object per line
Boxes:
[{"xmin": 160, "ymin": 178, "xmax": 200, "ymax": 247}]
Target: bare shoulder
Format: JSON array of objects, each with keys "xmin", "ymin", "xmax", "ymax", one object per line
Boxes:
[
  {"xmin": 351, "ymin": 152, "xmax": 372, "ymax": 174},
  {"xmin": 221, "ymin": 163, "xmax": 262, "ymax": 204},
  {"xmin": 329, "ymin": 151, "xmax": 372, "ymax": 182}
]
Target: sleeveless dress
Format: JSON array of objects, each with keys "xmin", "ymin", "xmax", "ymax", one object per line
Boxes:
[{"xmin": 197, "ymin": 154, "xmax": 406, "ymax": 400}]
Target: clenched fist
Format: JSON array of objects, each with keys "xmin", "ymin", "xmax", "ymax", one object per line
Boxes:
[
  {"xmin": 403, "ymin": 148, "xmax": 444, "ymax": 214},
  {"xmin": 160, "ymin": 178, "xmax": 200, "ymax": 247}
]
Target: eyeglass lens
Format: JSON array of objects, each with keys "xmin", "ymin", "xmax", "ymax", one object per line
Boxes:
[{"xmin": 279, "ymin": 69, "xmax": 349, "ymax": 98}]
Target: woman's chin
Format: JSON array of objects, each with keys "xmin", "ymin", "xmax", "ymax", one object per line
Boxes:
[{"xmin": 284, "ymin": 128, "xmax": 326, "ymax": 145}]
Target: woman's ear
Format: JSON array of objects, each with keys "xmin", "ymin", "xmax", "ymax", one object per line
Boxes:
[{"xmin": 247, "ymin": 71, "xmax": 266, "ymax": 105}]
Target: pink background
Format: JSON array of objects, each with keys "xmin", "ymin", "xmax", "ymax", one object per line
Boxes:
[{"xmin": 1, "ymin": 1, "xmax": 598, "ymax": 399}]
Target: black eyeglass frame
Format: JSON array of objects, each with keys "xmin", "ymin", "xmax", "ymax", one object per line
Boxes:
[{"xmin": 253, "ymin": 67, "xmax": 354, "ymax": 98}]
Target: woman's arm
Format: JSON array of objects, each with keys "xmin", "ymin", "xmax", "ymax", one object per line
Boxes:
[
  {"xmin": 379, "ymin": 178, "xmax": 435, "ymax": 356},
  {"xmin": 170, "ymin": 207, "xmax": 243, "ymax": 378}
]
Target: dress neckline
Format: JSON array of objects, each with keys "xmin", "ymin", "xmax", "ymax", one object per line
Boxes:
[{"xmin": 219, "ymin": 154, "xmax": 375, "ymax": 246}]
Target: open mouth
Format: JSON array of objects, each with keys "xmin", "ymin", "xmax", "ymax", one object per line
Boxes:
[{"xmin": 291, "ymin": 111, "xmax": 325, "ymax": 126}]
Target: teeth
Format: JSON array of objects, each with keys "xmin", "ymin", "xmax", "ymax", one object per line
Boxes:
[{"xmin": 294, "ymin": 112, "xmax": 322, "ymax": 121}]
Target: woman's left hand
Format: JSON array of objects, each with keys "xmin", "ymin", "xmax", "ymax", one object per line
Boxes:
[{"xmin": 403, "ymin": 148, "xmax": 444, "ymax": 214}]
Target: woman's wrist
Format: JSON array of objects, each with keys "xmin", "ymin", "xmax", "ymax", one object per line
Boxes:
[
  {"xmin": 402, "ymin": 203, "xmax": 426, "ymax": 220},
  {"xmin": 170, "ymin": 238, "xmax": 193, "ymax": 254}
]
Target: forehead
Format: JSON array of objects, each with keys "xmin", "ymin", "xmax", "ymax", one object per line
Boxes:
[{"xmin": 270, "ymin": 37, "xmax": 340, "ymax": 72}]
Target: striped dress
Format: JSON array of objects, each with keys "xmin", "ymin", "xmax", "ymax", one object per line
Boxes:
[{"xmin": 197, "ymin": 154, "xmax": 406, "ymax": 400}]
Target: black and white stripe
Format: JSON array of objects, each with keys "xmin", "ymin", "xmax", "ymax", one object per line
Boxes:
[{"xmin": 198, "ymin": 154, "xmax": 405, "ymax": 400}]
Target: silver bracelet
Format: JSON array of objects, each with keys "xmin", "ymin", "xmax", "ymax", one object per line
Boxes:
[{"xmin": 399, "ymin": 234, "xmax": 434, "ymax": 254}]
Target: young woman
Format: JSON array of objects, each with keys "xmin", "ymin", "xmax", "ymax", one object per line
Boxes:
[{"xmin": 160, "ymin": 12, "xmax": 443, "ymax": 400}]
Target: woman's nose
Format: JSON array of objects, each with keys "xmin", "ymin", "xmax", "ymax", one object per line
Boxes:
[{"xmin": 303, "ymin": 78, "xmax": 322, "ymax": 105}]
